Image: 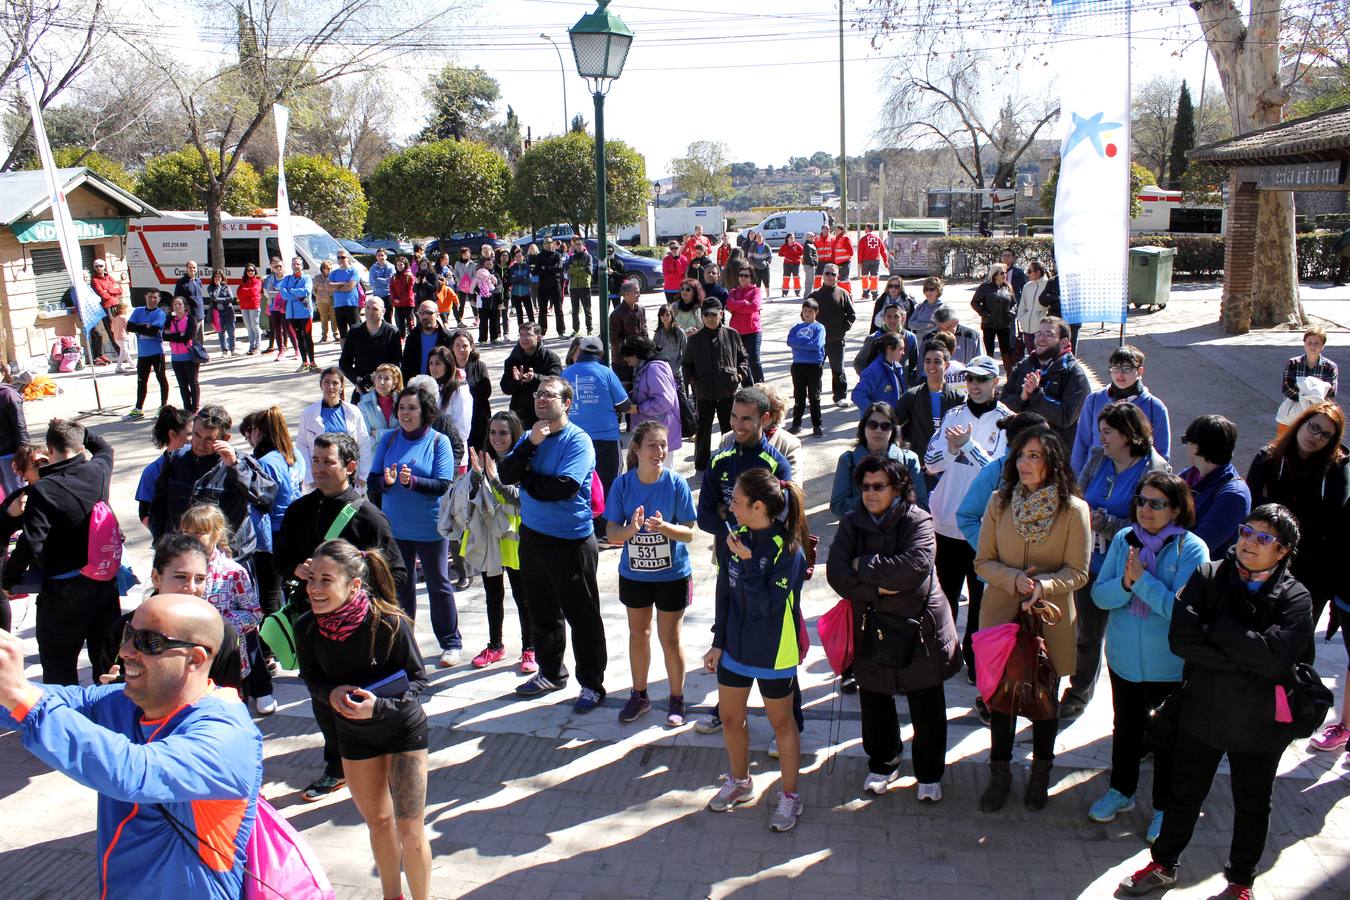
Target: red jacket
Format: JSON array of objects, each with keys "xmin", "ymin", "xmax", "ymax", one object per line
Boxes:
[
  {"xmin": 716, "ymin": 243, "xmax": 731, "ymax": 268},
  {"xmin": 815, "ymin": 233, "xmax": 835, "ymax": 265},
  {"xmin": 777, "ymin": 241, "xmax": 804, "ymax": 265},
  {"xmin": 662, "ymin": 253, "xmax": 690, "ymax": 291},
  {"xmin": 91, "ymin": 272, "xmax": 122, "ymax": 308},
  {"xmin": 236, "ymin": 277, "xmax": 262, "ymax": 310},
  {"xmin": 833, "ymin": 233, "xmax": 854, "ymax": 264},
  {"xmin": 389, "ymin": 272, "xmax": 416, "ymax": 308},
  {"xmin": 682, "ymin": 235, "xmax": 711, "ymax": 259},
  {"xmin": 858, "ymin": 232, "xmax": 887, "ymax": 263}
]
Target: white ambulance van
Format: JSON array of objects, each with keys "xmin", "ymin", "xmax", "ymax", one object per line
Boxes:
[{"xmin": 126, "ymin": 211, "xmax": 366, "ymax": 303}]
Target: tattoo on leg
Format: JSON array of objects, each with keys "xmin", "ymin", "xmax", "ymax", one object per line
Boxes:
[{"xmin": 389, "ymin": 752, "xmax": 427, "ymax": 820}]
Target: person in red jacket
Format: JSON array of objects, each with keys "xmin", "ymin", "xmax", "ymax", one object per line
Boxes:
[
  {"xmin": 681, "ymin": 226, "xmax": 712, "ymax": 260},
  {"xmin": 777, "ymin": 234, "xmax": 804, "ymax": 298},
  {"xmin": 716, "ymin": 234, "xmax": 732, "ymax": 269},
  {"xmin": 662, "ymin": 241, "xmax": 690, "ymax": 304},
  {"xmin": 88, "ymin": 259, "xmax": 123, "ymax": 365},
  {"xmin": 235, "ymin": 263, "xmax": 263, "ymax": 354},
  {"xmin": 813, "ymin": 226, "xmax": 835, "ymax": 290},
  {"xmin": 832, "ymin": 225, "xmax": 855, "ymax": 295},
  {"xmin": 857, "ymin": 224, "xmax": 889, "ymax": 302}
]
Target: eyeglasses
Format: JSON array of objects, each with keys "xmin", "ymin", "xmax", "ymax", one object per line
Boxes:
[
  {"xmin": 923, "ymin": 287, "xmax": 938, "ymax": 293},
  {"xmin": 738, "ymin": 272, "xmax": 752, "ymax": 278},
  {"xmin": 418, "ymin": 310, "xmax": 436, "ymax": 316},
  {"xmin": 680, "ymin": 287, "xmax": 694, "ymax": 293},
  {"xmin": 1134, "ymin": 496, "xmax": 1172, "ymax": 511},
  {"xmin": 860, "ymin": 482, "xmax": 892, "ymax": 493},
  {"xmin": 533, "ymin": 390, "xmax": 562, "ymax": 400},
  {"xmin": 964, "ymin": 374, "xmax": 995, "ymax": 383},
  {"xmin": 702, "ymin": 311, "xmax": 721, "ymax": 318},
  {"xmin": 1109, "ymin": 365, "xmax": 1138, "ymax": 375},
  {"xmin": 1237, "ymin": 524, "xmax": 1283, "ymax": 547},
  {"xmin": 1305, "ymin": 422, "xmax": 1333, "ymax": 440},
  {"xmin": 196, "ymin": 413, "xmax": 228, "ymax": 430},
  {"xmin": 121, "ymin": 623, "xmax": 211, "ymax": 657},
  {"xmin": 865, "ymin": 420, "xmax": 894, "ymax": 431}
]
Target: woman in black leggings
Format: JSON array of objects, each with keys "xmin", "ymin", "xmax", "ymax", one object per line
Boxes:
[{"xmin": 164, "ymin": 297, "xmax": 200, "ymax": 412}]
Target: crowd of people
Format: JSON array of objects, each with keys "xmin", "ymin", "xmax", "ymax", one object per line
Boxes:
[{"xmin": 0, "ymin": 235, "xmax": 1345, "ymax": 900}]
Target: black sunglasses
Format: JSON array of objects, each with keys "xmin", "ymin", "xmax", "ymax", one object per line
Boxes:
[
  {"xmin": 964, "ymin": 374, "xmax": 995, "ymax": 383},
  {"xmin": 121, "ymin": 623, "xmax": 212, "ymax": 657},
  {"xmin": 860, "ymin": 482, "xmax": 892, "ymax": 493},
  {"xmin": 1134, "ymin": 496, "xmax": 1172, "ymax": 511},
  {"xmin": 865, "ymin": 420, "xmax": 894, "ymax": 431}
]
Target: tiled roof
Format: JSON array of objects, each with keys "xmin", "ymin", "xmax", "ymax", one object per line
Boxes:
[{"xmin": 1189, "ymin": 104, "xmax": 1350, "ymax": 164}]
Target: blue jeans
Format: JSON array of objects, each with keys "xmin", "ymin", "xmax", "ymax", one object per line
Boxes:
[
  {"xmin": 216, "ymin": 310, "xmax": 235, "ymax": 352},
  {"xmin": 741, "ymin": 330, "xmax": 764, "ymax": 383},
  {"xmin": 396, "ymin": 538, "xmax": 461, "ymax": 650}
]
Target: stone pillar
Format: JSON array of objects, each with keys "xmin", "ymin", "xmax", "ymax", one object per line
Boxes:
[{"xmin": 1221, "ymin": 173, "xmax": 1258, "ymax": 334}]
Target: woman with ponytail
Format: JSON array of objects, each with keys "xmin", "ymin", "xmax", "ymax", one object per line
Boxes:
[
  {"xmin": 702, "ymin": 468, "xmax": 810, "ymax": 833},
  {"xmin": 295, "ymin": 540, "xmax": 431, "ymax": 900}
]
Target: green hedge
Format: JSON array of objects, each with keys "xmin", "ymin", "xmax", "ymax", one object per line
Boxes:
[
  {"xmin": 628, "ymin": 245, "xmax": 663, "ymax": 259},
  {"xmin": 926, "ymin": 233, "xmax": 1344, "ymax": 280}
]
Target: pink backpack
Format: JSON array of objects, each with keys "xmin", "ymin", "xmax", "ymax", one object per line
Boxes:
[
  {"xmin": 589, "ymin": 470, "xmax": 605, "ymax": 519},
  {"xmin": 82, "ymin": 500, "xmax": 124, "ymax": 581},
  {"xmin": 50, "ymin": 336, "xmax": 82, "ymax": 373},
  {"xmin": 243, "ymin": 797, "xmax": 336, "ymax": 900}
]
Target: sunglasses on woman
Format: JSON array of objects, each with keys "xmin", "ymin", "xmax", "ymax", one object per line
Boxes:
[
  {"xmin": 1237, "ymin": 524, "xmax": 1282, "ymax": 547},
  {"xmin": 865, "ymin": 419, "xmax": 893, "ymax": 431},
  {"xmin": 121, "ymin": 624, "xmax": 212, "ymax": 656},
  {"xmin": 1133, "ymin": 496, "xmax": 1172, "ymax": 511}
]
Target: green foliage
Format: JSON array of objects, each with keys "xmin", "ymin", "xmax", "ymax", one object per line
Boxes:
[
  {"xmin": 729, "ymin": 161, "xmax": 758, "ymax": 179},
  {"xmin": 419, "ymin": 65, "xmax": 501, "ymax": 142},
  {"xmin": 671, "ymin": 140, "xmax": 732, "ymax": 203},
  {"xmin": 23, "ymin": 147, "xmax": 135, "ymax": 191},
  {"xmin": 262, "ymin": 154, "xmax": 368, "ymax": 238},
  {"xmin": 507, "ymin": 131, "xmax": 648, "ymax": 231},
  {"xmin": 1039, "ymin": 159, "xmax": 1150, "ymax": 219},
  {"xmin": 366, "ymin": 140, "xmax": 510, "ymax": 237},
  {"xmin": 1168, "ymin": 82, "xmax": 1196, "ymax": 189},
  {"xmin": 1179, "ymin": 161, "xmax": 1225, "ymax": 207},
  {"xmin": 136, "ymin": 148, "xmax": 263, "ymax": 214},
  {"xmin": 809, "ymin": 151, "xmax": 835, "ymax": 170}
]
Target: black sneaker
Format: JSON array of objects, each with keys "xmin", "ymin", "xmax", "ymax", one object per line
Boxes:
[
  {"xmin": 812, "ymin": 427, "xmax": 824, "ymax": 437},
  {"xmin": 975, "ymin": 696, "xmax": 992, "ymax": 726},
  {"xmin": 1118, "ymin": 861, "xmax": 1178, "ymax": 896},
  {"xmin": 1059, "ymin": 694, "xmax": 1087, "ymax": 719},
  {"xmin": 301, "ymin": 774, "xmax": 346, "ymax": 802}
]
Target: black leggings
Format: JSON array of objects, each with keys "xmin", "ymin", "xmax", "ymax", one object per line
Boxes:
[
  {"xmin": 135, "ymin": 354, "xmax": 169, "ymax": 410},
  {"xmin": 935, "ymin": 533, "xmax": 983, "ymax": 670},
  {"xmin": 252, "ymin": 550, "xmax": 284, "ymax": 617},
  {"xmin": 394, "ymin": 305, "xmax": 415, "ymax": 336},
  {"xmin": 333, "ymin": 306, "xmax": 359, "ymax": 340},
  {"xmin": 478, "ymin": 297, "xmax": 501, "ymax": 343},
  {"xmin": 990, "ymin": 705, "xmax": 1059, "ymax": 761},
  {"xmin": 483, "ymin": 566, "xmax": 533, "ymax": 649},
  {"xmin": 171, "ymin": 359, "xmax": 200, "ymax": 411},
  {"xmin": 288, "ymin": 318, "xmax": 315, "ymax": 364},
  {"xmin": 789, "ymin": 363, "xmax": 822, "ymax": 429},
  {"xmin": 538, "ymin": 284, "xmax": 565, "ymax": 336},
  {"xmin": 267, "ymin": 310, "xmax": 290, "ymax": 351},
  {"xmin": 511, "ymin": 293, "xmax": 533, "ymax": 329},
  {"xmin": 751, "ymin": 267, "xmax": 770, "ymax": 293},
  {"xmin": 982, "ymin": 327, "xmax": 1014, "ymax": 359}
]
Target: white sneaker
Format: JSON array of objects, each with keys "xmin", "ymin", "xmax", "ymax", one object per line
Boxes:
[
  {"xmin": 916, "ymin": 782, "xmax": 943, "ymax": 803},
  {"xmin": 252, "ymin": 694, "xmax": 278, "ymax": 716},
  {"xmin": 835, "ymin": 399, "xmax": 853, "ymax": 410},
  {"xmin": 438, "ymin": 649, "xmax": 462, "ymax": 668},
  {"xmin": 768, "ymin": 737, "xmax": 779, "ymax": 759},
  {"xmin": 863, "ymin": 770, "xmax": 899, "ymax": 795},
  {"xmin": 769, "ymin": 790, "xmax": 804, "ymax": 832}
]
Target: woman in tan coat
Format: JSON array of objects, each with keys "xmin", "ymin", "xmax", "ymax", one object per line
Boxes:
[{"xmin": 974, "ymin": 427, "xmax": 1091, "ymax": 812}]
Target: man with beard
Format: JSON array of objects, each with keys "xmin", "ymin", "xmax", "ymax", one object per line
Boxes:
[
  {"xmin": 1002, "ymin": 315, "xmax": 1091, "ymax": 453},
  {"xmin": 501, "ymin": 322, "xmax": 563, "ymax": 428},
  {"xmin": 398, "ymin": 300, "xmax": 456, "ymax": 384}
]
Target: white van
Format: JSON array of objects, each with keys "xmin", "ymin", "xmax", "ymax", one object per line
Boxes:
[
  {"xmin": 127, "ymin": 211, "xmax": 367, "ymax": 303},
  {"xmin": 753, "ymin": 210, "xmax": 833, "ymax": 248}
]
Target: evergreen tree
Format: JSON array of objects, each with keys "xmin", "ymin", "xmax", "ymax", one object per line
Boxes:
[{"xmin": 1167, "ymin": 81, "xmax": 1196, "ymax": 190}]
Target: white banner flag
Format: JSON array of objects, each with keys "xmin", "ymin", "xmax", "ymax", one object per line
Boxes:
[
  {"xmin": 274, "ymin": 104, "xmax": 295, "ymax": 268},
  {"xmin": 1052, "ymin": 0, "xmax": 1131, "ymax": 326},
  {"xmin": 23, "ymin": 62, "xmax": 104, "ymax": 335}
]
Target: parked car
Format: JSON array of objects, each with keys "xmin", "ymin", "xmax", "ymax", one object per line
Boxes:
[
  {"xmin": 754, "ymin": 209, "xmax": 834, "ymax": 248},
  {"xmin": 512, "ymin": 224, "xmax": 582, "ymax": 249},
  {"xmin": 425, "ymin": 230, "xmax": 513, "ymax": 260},
  {"xmin": 576, "ymin": 239, "xmax": 661, "ymax": 294},
  {"xmin": 337, "ymin": 238, "xmax": 375, "ymax": 260},
  {"xmin": 360, "ymin": 232, "xmax": 414, "ymax": 255}
]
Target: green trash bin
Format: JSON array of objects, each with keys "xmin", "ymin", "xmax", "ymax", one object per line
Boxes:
[{"xmin": 1128, "ymin": 246, "xmax": 1176, "ymax": 310}]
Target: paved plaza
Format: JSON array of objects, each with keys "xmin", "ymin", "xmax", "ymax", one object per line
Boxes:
[{"xmin": 1, "ymin": 274, "xmax": 1348, "ymax": 898}]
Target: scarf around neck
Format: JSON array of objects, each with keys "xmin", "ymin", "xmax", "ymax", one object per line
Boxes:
[
  {"xmin": 1011, "ymin": 483, "xmax": 1059, "ymax": 544},
  {"xmin": 316, "ymin": 587, "xmax": 371, "ymax": 641},
  {"xmin": 1127, "ymin": 523, "xmax": 1185, "ymax": 617}
]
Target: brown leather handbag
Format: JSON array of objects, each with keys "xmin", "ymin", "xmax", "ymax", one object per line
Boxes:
[{"xmin": 988, "ymin": 602, "xmax": 1061, "ymax": 722}]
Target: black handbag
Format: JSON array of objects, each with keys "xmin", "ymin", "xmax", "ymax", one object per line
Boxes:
[
  {"xmin": 858, "ymin": 603, "xmax": 922, "ymax": 669},
  {"xmin": 1289, "ymin": 662, "xmax": 1334, "ymax": 739}
]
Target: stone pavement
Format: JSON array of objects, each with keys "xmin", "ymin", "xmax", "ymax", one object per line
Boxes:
[{"xmin": 1, "ymin": 272, "xmax": 1348, "ymax": 898}]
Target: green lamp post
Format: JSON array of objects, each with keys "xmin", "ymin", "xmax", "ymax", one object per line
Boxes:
[{"xmin": 569, "ymin": 0, "xmax": 633, "ymax": 364}]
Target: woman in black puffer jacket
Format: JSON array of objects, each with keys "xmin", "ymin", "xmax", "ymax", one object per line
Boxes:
[
  {"xmin": 1118, "ymin": 504, "xmax": 1314, "ymax": 899},
  {"xmin": 826, "ymin": 454, "xmax": 961, "ymax": 802}
]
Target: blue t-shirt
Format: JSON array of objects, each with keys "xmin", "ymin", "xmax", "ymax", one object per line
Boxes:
[
  {"xmin": 420, "ymin": 332, "xmax": 437, "ymax": 375},
  {"xmin": 603, "ymin": 468, "xmax": 697, "ymax": 582},
  {"xmin": 513, "ymin": 423, "xmax": 595, "ymax": 540},
  {"xmin": 136, "ymin": 454, "xmax": 167, "ymax": 504},
  {"xmin": 128, "ymin": 306, "xmax": 166, "ymax": 357},
  {"xmin": 319, "ymin": 403, "xmax": 347, "ymax": 434},
  {"xmin": 330, "ymin": 267, "xmax": 360, "ymax": 307},
  {"xmin": 371, "ymin": 428, "xmax": 454, "ymax": 542},
  {"xmin": 562, "ymin": 359, "xmax": 628, "ymax": 441}
]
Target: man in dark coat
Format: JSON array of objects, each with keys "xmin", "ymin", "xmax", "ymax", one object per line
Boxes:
[
  {"xmin": 399, "ymin": 300, "xmax": 456, "ymax": 384},
  {"xmin": 681, "ymin": 300, "xmax": 747, "ymax": 472},
  {"xmin": 1001, "ymin": 314, "xmax": 1091, "ymax": 453},
  {"xmin": 500, "ymin": 322, "xmax": 563, "ymax": 428},
  {"xmin": 807, "ymin": 264, "xmax": 857, "ymax": 406}
]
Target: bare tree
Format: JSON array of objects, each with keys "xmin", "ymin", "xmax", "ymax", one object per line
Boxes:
[
  {"xmin": 878, "ymin": 52, "xmax": 1058, "ymax": 192},
  {"xmin": 120, "ymin": 0, "xmax": 465, "ymax": 268},
  {"xmin": 1132, "ymin": 75, "xmax": 1182, "ymax": 186},
  {"xmin": 0, "ymin": 0, "xmax": 106, "ymax": 171}
]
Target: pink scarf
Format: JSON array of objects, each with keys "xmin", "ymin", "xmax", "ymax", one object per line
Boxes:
[{"xmin": 315, "ymin": 588, "xmax": 370, "ymax": 641}]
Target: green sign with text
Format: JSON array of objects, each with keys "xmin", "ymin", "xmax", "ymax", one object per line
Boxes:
[{"xmin": 10, "ymin": 217, "xmax": 126, "ymax": 244}]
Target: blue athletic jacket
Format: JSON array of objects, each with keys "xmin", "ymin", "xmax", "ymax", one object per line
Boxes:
[
  {"xmin": 714, "ymin": 521, "xmax": 807, "ymax": 676},
  {"xmin": 7, "ymin": 683, "xmax": 262, "ymax": 899},
  {"xmin": 851, "ymin": 354, "xmax": 908, "ymax": 411}
]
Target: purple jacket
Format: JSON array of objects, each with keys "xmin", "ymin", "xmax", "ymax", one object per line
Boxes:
[{"xmin": 632, "ymin": 359, "xmax": 682, "ymax": 452}]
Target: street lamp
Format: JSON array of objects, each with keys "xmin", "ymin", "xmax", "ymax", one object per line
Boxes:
[
  {"xmin": 569, "ymin": 0, "xmax": 633, "ymax": 364},
  {"xmin": 539, "ymin": 33, "xmax": 569, "ymax": 135}
]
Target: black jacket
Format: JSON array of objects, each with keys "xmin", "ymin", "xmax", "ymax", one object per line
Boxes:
[
  {"xmin": 150, "ymin": 448, "xmax": 277, "ymax": 559},
  {"xmin": 894, "ymin": 382, "xmax": 964, "ymax": 458},
  {"xmin": 0, "ymin": 383, "xmax": 27, "ymax": 456},
  {"xmin": 1001, "ymin": 350, "xmax": 1091, "ymax": 452},
  {"xmin": 500, "ymin": 343, "xmax": 563, "ymax": 427},
  {"xmin": 399, "ymin": 324, "xmax": 456, "ymax": 385},
  {"xmin": 340, "ymin": 321, "xmax": 403, "ymax": 394},
  {"xmin": 531, "ymin": 249, "xmax": 564, "ymax": 287},
  {"xmin": 971, "ymin": 281, "xmax": 1016, "ymax": 332},
  {"xmin": 682, "ymin": 325, "xmax": 747, "ymax": 403},
  {"xmin": 2, "ymin": 429, "xmax": 113, "ymax": 588},
  {"xmin": 274, "ymin": 487, "xmax": 407, "ymax": 595},
  {"xmin": 1246, "ymin": 446, "xmax": 1350, "ymax": 603},
  {"xmin": 808, "ymin": 286, "xmax": 856, "ymax": 343},
  {"xmin": 463, "ymin": 359, "xmax": 492, "ymax": 451},
  {"xmin": 1170, "ymin": 553, "xmax": 1314, "ymax": 753},
  {"xmin": 825, "ymin": 499, "xmax": 961, "ymax": 695}
]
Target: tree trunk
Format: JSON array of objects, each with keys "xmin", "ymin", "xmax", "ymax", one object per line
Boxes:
[
  {"xmin": 1197, "ymin": 0, "xmax": 1303, "ymax": 333},
  {"xmin": 205, "ymin": 185, "xmax": 225, "ymax": 277}
]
